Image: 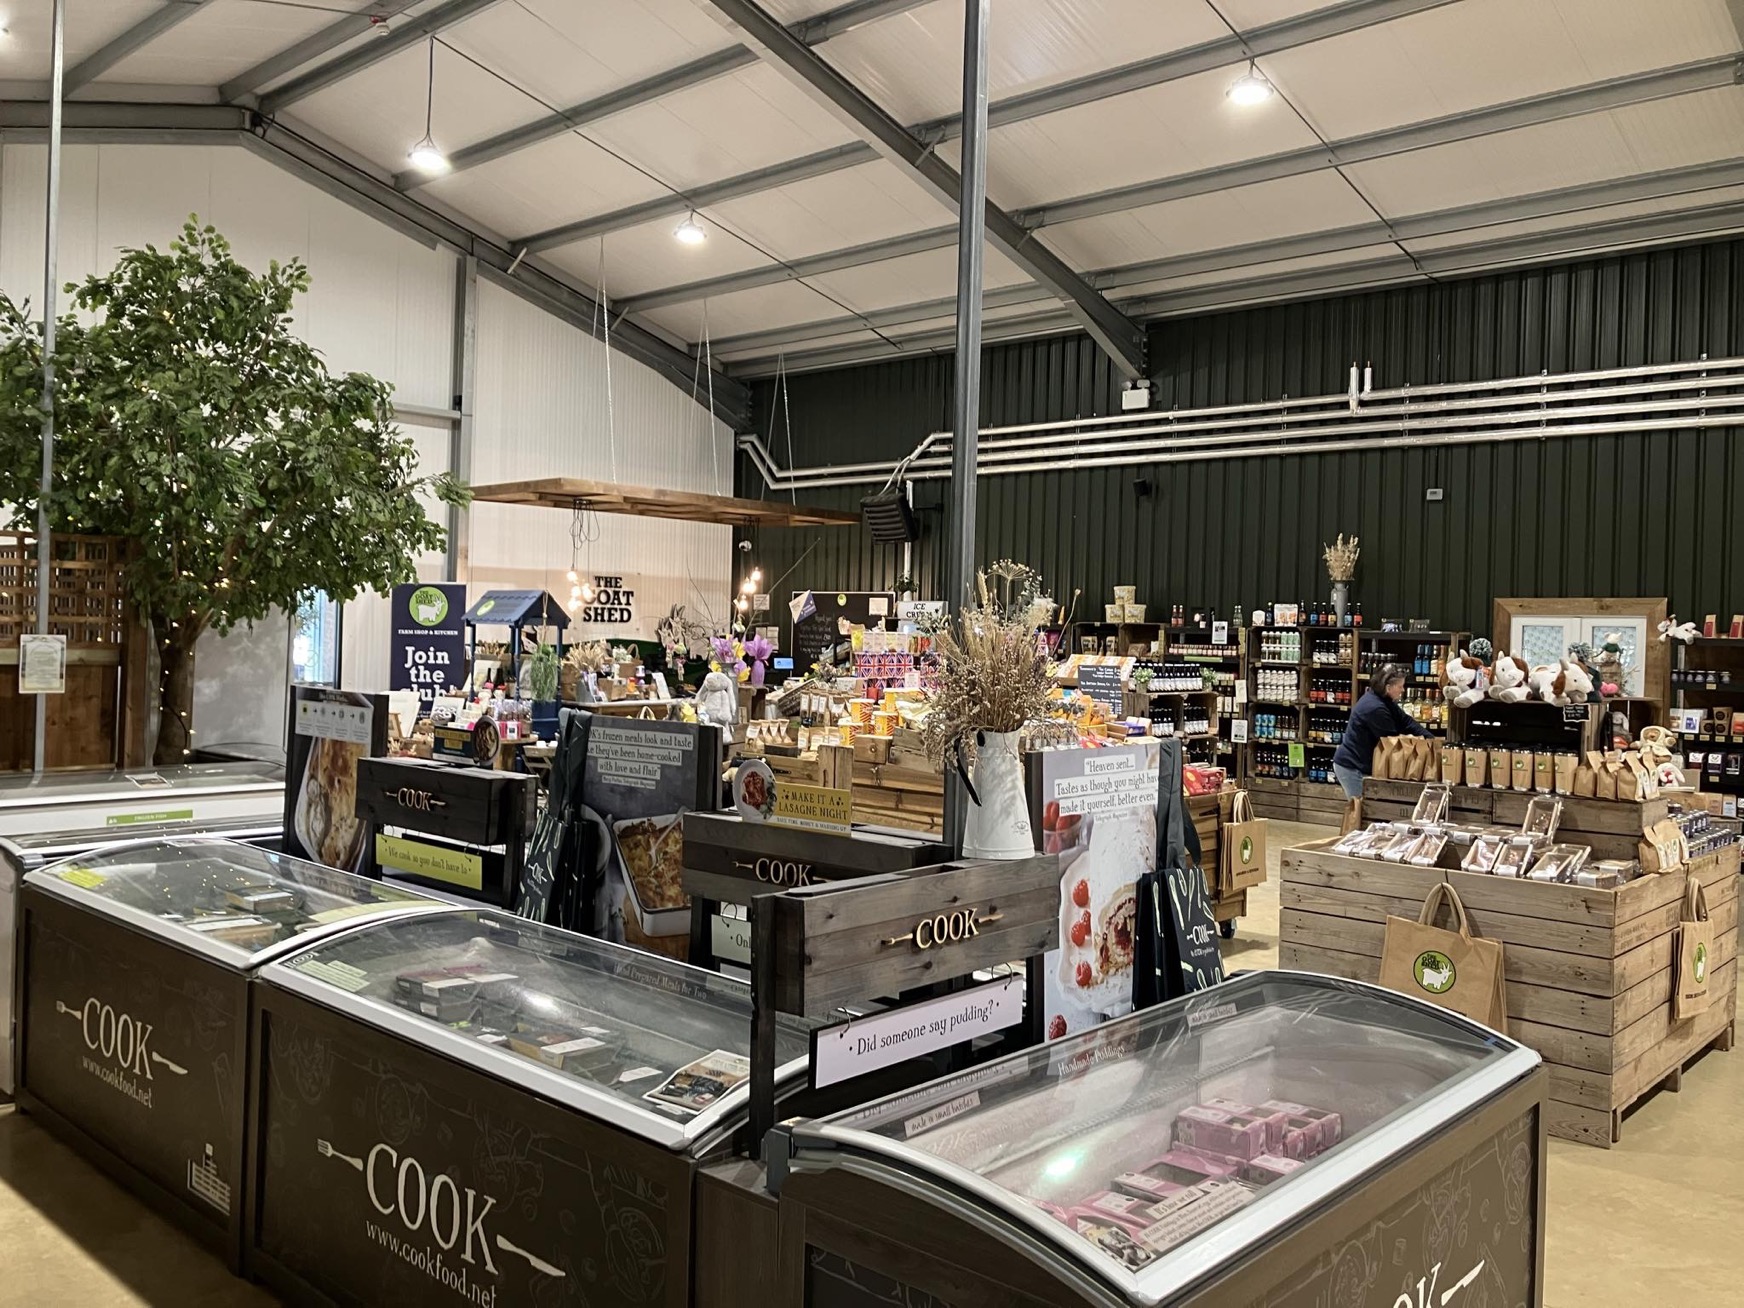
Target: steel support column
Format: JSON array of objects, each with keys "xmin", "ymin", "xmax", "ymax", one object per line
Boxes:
[
  {"xmin": 34, "ymin": 0, "xmax": 66, "ymax": 775},
  {"xmin": 448, "ymin": 255, "xmax": 478, "ymax": 581}
]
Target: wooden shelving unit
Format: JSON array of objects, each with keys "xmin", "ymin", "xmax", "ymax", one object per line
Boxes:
[{"xmin": 1674, "ymin": 636, "xmax": 1744, "ymax": 794}]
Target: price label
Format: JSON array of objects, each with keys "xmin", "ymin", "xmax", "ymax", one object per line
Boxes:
[
  {"xmin": 1211, "ymin": 621, "xmax": 1229, "ymax": 645},
  {"xmin": 1288, "ymin": 742, "xmax": 1306, "ymax": 769}
]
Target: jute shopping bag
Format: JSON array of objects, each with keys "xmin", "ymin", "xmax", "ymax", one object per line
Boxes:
[
  {"xmin": 1222, "ymin": 790, "xmax": 1268, "ymax": 891},
  {"xmin": 1380, "ymin": 882, "xmax": 1507, "ymax": 1029},
  {"xmin": 1674, "ymin": 878, "xmax": 1715, "ymax": 1022}
]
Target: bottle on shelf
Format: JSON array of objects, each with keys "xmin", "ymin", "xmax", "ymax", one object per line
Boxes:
[{"xmin": 1353, "ymin": 602, "xmax": 1364, "ymax": 628}]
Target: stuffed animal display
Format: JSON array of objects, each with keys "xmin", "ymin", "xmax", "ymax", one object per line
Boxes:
[
  {"xmin": 1442, "ymin": 651, "xmax": 1491, "ymax": 708},
  {"xmin": 1658, "ymin": 615, "xmax": 1699, "ymax": 644},
  {"xmin": 1526, "ymin": 658, "xmax": 1593, "ymax": 707},
  {"xmin": 1488, "ymin": 652, "xmax": 1530, "ymax": 703}
]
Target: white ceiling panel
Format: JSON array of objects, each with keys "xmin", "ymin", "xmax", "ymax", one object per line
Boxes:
[
  {"xmin": 1348, "ymin": 85, "xmax": 1744, "ymax": 216},
  {"xmin": 444, "ymin": 0, "xmax": 739, "ymax": 111},
  {"xmin": 1215, "ymin": 0, "xmax": 1363, "ymax": 26},
  {"xmin": 1038, "ymin": 169, "xmax": 1380, "ymax": 270},
  {"xmin": 804, "ymin": 245, "xmax": 1029, "ymax": 312},
  {"xmin": 1, "ymin": 0, "xmax": 161, "ymax": 80},
  {"xmin": 817, "ymin": 0, "xmax": 1233, "ymax": 126},
  {"xmin": 1398, "ymin": 184, "xmax": 1744, "ymax": 255},
  {"xmin": 1553, "ymin": 0, "xmax": 1741, "ymax": 82},
  {"xmin": 291, "ymin": 40, "xmax": 540, "ymax": 175},
  {"xmin": 980, "ymin": 65, "xmax": 1324, "ymax": 210},
  {"xmin": 706, "ymin": 159, "xmax": 952, "ymax": 258},
  {"xmin": 543, "ymin": 211, "xmax": 775, "ymax": 300},
  {"xmin": 99, "ymin": 0, "xmax": 333, "ymax": 88},
  {"xmin": 419, "ymin": 134, "xmax": 670, "ymax": 244},
  {"xmin": 585, "ymin": 63, "xmax": 861, "ymax": 193},
  {"xmin": 638, "ymin": 279, "xmax": 859, "ymax": 341}
]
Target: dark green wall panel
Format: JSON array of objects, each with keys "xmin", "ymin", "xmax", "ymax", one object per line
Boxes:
[{"xmin": 742, "ymin": 236, "xmax": 1744, "ymax": 640}]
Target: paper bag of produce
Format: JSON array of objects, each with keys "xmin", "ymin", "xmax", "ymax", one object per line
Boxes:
[
  {"xmin": 1403, "ymin": 737, "xmax": 1428, "ymax": 782},
  {"xmin": 1511, "ymin": 752, "xmax": 1533, "ymax": 792},
  {"xmin": 1380, "ymin": 882, "xmax": 1507, "ymax": 1029},
  {"xmin": 1377, "ymin": 736, "xmax": 1402, "ymax": 780},
  {"xmin": 1674, "ymin": 878, "xmax": 1715, "ymax": 1021},
  {"xmin": 1464, "ymin": 747, "xmax": 1488, "ymax": 787},
  {"xmin": 1489, "ymin": 748, "xmax": 1511, "ymax": 791},
  {"xmin": 1441, "ymin": 745, "xmax": 1464, "ymax": 785},
  {"xmin": 1594, "ymin": 756, "xmax": 1620, "ymax": 801}
]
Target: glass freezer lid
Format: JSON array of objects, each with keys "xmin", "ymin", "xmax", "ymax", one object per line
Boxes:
[
  {"xmin": 264, "ymin": 910, "xmax": 818, "ymax": 1151},
  {"xmin": 0, "ymin": 761, "xmax": 282, "ymax": 806},
  {"xmin": 789, "ymin": 972, "xmax": 1539, "ymax": 1306},
  {"xmin": 0, "ymin": 762, "xmax": 284, "ymax": 844},
  {"xmin": 24, "ymin": 836, "xmax": 442, "ymax": 967}
]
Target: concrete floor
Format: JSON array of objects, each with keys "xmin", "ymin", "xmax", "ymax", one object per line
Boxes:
[{"xmin": 0, "ymin": 819, "xmax": 1736, "ymax": 1305}]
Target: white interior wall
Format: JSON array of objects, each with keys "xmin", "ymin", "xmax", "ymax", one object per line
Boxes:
[{"xmin": 0, "ymin": 140, "xmax": 730, "ymax": 751}]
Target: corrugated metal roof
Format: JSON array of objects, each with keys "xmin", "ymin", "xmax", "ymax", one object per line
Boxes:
[{"xmin": 33, "ymin": 0, "xmax": 1744, "ymax": 374}]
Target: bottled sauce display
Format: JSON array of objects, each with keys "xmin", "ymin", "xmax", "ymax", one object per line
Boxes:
[
  {"xmin": 1308, "ymin": 675, "xmax": 1353, "ymax": 706},
  {"xmin": 1251, "ymin": 745, "xmax": 1300, "ymax": 778},
  {"xmin": 1259, "ymin": 629, "xmax": 1302, "ymax": 663},
  {"xmin": 1251, "ymin": 711, "xmax": 1298, "ymax": 741},
  {"xmin": 1134, "ymin": 662, "xmax": 1209, "ymax": 693},
  {"xmin": 1310, "ymin": 633, "xmax": 1355, "ymax": 665},
  {"xmin": 1254, "ymin": 668, "xmax": 1301, "ymax": 702},
  {"xmin": 1172, "ymin": 636, "xmax": 1241, "ymax": 659}
]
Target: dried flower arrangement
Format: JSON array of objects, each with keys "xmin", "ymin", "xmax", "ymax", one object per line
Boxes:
[
  {"xmin": 922, "ymin": 560, "xmax": 1053, "ymax": 770},
  {"xmin": 1323, "ymin": 533, "xmax": 1361, "ymax": 583},
  {"xmin": 564, "ymin": 641, "xmax": 611, "ymax": 674}
]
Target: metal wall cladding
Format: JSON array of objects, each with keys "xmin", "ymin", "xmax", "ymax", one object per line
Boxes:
[{"xmin": 743, "ymin": 236, "xmax": 1744, "ymax": 637}]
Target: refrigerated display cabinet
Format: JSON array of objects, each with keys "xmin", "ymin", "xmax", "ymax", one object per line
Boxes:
[
  {"xmin": 0, "ymin": 760, "xmax": 285, "ymax": 1095},
  {"xmin": 769, "ymin": 972, "xmax": 1546, "ymax": 1308},
  {"xmin": 247, "ymin": 909, "xmax": 820, "ymax": 1307},
  {"xmin": 15, "ymin": 836, "xmax": 439, "ymax": 1266}
]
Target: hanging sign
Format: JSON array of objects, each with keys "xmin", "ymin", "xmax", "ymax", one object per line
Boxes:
[
  {"xmin": 388, "ymin": 582, "xmax": 466, "ymax": 709},
  {"xmin": 575, "ymin": 574, "xmax": 637, "ymax": 627}
]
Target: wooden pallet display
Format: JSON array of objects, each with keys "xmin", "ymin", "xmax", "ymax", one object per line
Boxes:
[
  {"xmin": 1279, "ymin": 839, "xmax": 1738, "ymax": 1147},
  {"xmin": 1360, "ymin": 778, "xmax": 1670, "ymax": 860}
]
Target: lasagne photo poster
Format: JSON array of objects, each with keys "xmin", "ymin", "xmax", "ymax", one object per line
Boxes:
[{"xmin": 1027, "ymin": 741, "xmax": 1161, "ymax": 1039}]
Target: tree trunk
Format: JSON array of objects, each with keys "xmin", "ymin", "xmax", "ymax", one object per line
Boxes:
[{"xmin": 154, "ymin": 618, "xmax": 199, "ymax": 765}]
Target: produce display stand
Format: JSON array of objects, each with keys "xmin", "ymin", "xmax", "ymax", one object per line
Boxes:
[{"xmin": 1279, "ymin": 827, "xmax": 1738, "ymax": 1147}]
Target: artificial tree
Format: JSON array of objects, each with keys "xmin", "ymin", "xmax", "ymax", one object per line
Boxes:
[{"xmin": 0, "ymin": 219, "xmax": 466, "ymax": 763}]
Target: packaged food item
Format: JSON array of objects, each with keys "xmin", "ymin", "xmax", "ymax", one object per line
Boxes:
[
  {"xmin": 185, "ymin": 914, "xmax": 280, "ymax": 948},
  {"xmin": 1587, "ymin": 858, "xmax": 1640, "ymax": 885},
  {"xmin": 1412, "ymin": 785, "xmax": 1451, "ymax": 824},
  {"xmin": 1409, "ymin": 831, "xmax": 1448, "ymax": 867},
  {"xmin": 1120, "ymin": 1148, "xmax": 1241, "ymax": 1191},
  {"xmin": 1511, "ymin": 752, "xmax": 1533, "ymax": 792},
  {"xmin": 1175, "ymin": 1105, "xmax": 1274, "ymax": 1160},
  {"xmin": 1553, "ymin": 753, "xmax": 1579, "ymax": 794},
  {"xmin": 1075, "ymin": 1190, "xmax": 1155, "ymax": 1228},
  {"xmin": 1110, "ymin": 1171, "xmax": 1187, "ymax": 1202},
  {"xmin": 1462, "ymin": 830, "xmax": 1509, "ymax": 873},
  {"xmin": 1065, "ymin": 1212, "xmax": 1158, "ymax": 1269},
  {"xmin": 1132, "ymin": 1181, "xmax": 1255, "ymax": 1255},
  {"xmin": 1525, "ymin": 843, "xmax": 1591, "ymax": 883},
  {"xmin": 1492, "ymin": 838, "xmax": 1538, "ymax": 878},
  {"xmin": 224, "ymin": 886, "xmax": 299, "ymax": 916},
  {"xmin": 507, "ymin": 1031, "xmax": 616, "ymax": 1073},
  {"xmin": 1258, "ymin": 1101, "xmax": 1343, "ymax": 1155},
  {"xmin": 1464, "ymin": 747, "xmax": 1489, "ymax": 787},
  {"xmin": 1379, "ymin": 830, "xmax": 1428, "ymax": 863},
  {"xmin": 1489, "ymin": 749, "xmax": 1512, "ymax": 790},
  {"xmin": 1240, "ymin": 1153, "xmax": 1306, "ymax": 1186},
  {"xmin": 1521, "ymin": 796, "xmax": 1563, "ymax": 840}
]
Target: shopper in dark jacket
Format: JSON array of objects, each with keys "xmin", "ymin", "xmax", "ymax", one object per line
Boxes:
[{"xmin": 1332, "ymin": 664, "xmax": 1430, "ymax": 798}]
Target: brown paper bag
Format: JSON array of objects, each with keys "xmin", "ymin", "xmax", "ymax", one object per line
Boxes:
[
  {"xmin": 1511, "ymin": 752, "xmax": 1533, "ymax": 792},
  {"xmin": 1464, "ymin": 747, "xmax": 1488, "ymax": 788},
  {"xmin": 1404, "ymin": 738, "xmax": 1428, "ymax": 782},
  {"xmin": 1533, "ymin": 752, "xmax": 1553, "ymax": 793},
  {"xmin": 1380, "ymin": 883, "xmax": 1507, "ymax": 1029},
  {"xmin": 1554, "ymin": 753, "xmax": 1578, "ymax": 794},
  {"xmin": 1571, "ymin": 764, "xmax": 1597, "ymax": 797},
  {"xmin": 1674, "ymin": 878, "xmax": 1715, "ymax": 1021},
  {"xmin": 1222, "ymin": 790, "xmax": 1268, "ymax": 892},
  {"xmin": 1441, "ymin": 745, "xmax": 1464, "ymax": 785},
  {"xmin": 1340, "ymin": 797, "xmax": 1363, "ymax": 836},
  {"xmin": 1594, "ymin": 759, "xmax": 1619, "ymax": 801},
  {"xmin": 1489, "ymin": 748, "xmax": 1511, "ymax": 790}
]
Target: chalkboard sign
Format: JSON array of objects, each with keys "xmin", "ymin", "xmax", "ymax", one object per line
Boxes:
[
  {"xmin": 1077, "ymin": 663, "xmax": 1125, "ymax": 713},
  {"xmin": 790, "ymin": 590, "xmax": 895, "ymax": 674}
]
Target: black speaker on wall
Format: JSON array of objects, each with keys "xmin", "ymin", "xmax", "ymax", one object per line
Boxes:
[{"xmin": 860, "ymin": 485, "xmax": 919, "ymax": 543}]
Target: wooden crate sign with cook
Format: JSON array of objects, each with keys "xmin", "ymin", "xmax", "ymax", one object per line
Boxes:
[{"xmin": 680, "ymin": 812, "xmax": 948, "ymax": 909}]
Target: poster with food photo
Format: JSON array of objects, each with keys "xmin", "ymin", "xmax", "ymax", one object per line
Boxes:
[
  {"xmin": 283, "ymin": 686, "xmax": 388, "ymax": 875},
  {"xmin": 1026, "ymin": 741, "xmax": 1161, "ymax": 1039}
]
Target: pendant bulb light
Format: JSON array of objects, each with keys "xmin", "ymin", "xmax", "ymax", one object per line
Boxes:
[
  {"xmin": 407, "ymin": 37, "xmax": 450, "ymax": 174},
  {"xmin": 674, "ymin": 211, "xmax": 707, "ymax": 246},
  {"xmin": 1227, "ymin": 61, "xmax": 1275, "ymax": 106}
]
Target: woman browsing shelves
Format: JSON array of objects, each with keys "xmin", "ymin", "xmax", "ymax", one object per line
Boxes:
[{"xmin": 1332, "ymin": 664, "xmax": 1431, "ymax": 798}]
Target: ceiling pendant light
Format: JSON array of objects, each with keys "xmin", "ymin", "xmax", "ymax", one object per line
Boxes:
[
  {"xmin": 407, "ymin": 37, "xmax": 450, "ymax": 175},
  {"xmin": 673, "ymin": 211, "xmax": 707, "ymax": 246},
  {"xmin": 1226, "ymin": 62, "xmax": 1275, "ymax": 106}
]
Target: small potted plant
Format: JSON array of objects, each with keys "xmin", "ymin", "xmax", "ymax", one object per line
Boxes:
[{"xmin": 523, "ymin": 642, "xmax": 561, "ymax": 738}]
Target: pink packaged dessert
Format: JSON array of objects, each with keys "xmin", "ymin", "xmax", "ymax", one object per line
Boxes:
[
  {"xmin": 1174, "ymin": 1104, "xmax": 1272, "ymax": 1161},
  {"xmin": 1109, "ymin": 1170, "xmax": 1185, "ymax": 1202},
  {"xmin": 1076, "ymin": 1190, "xmax": 1155, "ymax": 1228},
  {"xmin": 1065, "ymin": 1203, "xmax": 1148, "ymax": 1239},
  {"xmin": 1240, "ymin": 1153, "xmax": 1306, "ymax": 1186},
  {"xmin": 1258, "ymin": 1100, "xmax": 1344, "ymax": 1155}
]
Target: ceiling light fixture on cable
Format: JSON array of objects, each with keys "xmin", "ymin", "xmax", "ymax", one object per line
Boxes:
[
  {"xmin": 674, "ymin": 211, "xmax": 707, "ymax": 246},
  {"xmin": 407, "ymin": 37, "xmax": 450, "ymax": 175},
  {"xmin": 1226, "ymin": 62, "xmax": 1275, "ymax": 106}
]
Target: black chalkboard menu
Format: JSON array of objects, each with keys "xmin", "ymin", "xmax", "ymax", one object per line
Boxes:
[
  {"xmin": 790, "ymin": 591, "xmax": 896, "ymax": 674},
  {"xmin": 1076, "ymin": 663, "xmax": 1126, "ymax": 713}
]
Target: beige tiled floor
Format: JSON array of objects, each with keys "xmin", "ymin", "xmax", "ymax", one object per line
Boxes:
[{"xmin": 0, "ymin": 822, "xmax": 1736, "ymax": 1306}]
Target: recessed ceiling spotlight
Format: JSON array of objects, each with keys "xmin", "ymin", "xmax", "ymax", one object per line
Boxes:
[
  {"xmin": 1226, "ymin": 63, "xmax": 1275, "ymax": 106},
  {"xmin": 674, "ymin": 211, "xmax": 707, "ymax": 246}
]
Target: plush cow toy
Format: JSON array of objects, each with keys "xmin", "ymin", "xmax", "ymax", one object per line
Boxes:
[
  {"xmin": 1488, "ymin": 651, "xmax": 1530, "ymax": 703},
  {"xmin": 1443, "ymin": 651, "xmax": 1491, "ymax": 708},
  {"xmin": 1527, "ymin": 658, "xmax": 1593, "ymax": 707}
]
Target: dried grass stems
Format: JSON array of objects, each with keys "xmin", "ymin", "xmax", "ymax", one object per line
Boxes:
[
  {"xmin": 1323, "ymin": 533, "xmax": 1361, "ymax": 583},
  {"xmin": 923, "ymin": 561, "xmax": 1053, "ymax": 769}
]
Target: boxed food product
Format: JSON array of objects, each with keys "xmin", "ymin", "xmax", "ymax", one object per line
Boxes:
[
  {"xmin": 1492, "ymin": 837, "xmax": 1540, "ymax": 878},
  {"xmin": 1115, "ymin": 1148, "xmax": 1240, "ymax": 1195},
  {"xmin": 1521, "ymin": 796, "xmax": 1563, "ymax": 841},
  {"xmin": 1412, "ymin": 785, "xmax": 1451, "ymax": 824},
  {"xmin": 1240, "ymin": 1153, "xmax": 1306, "ymax": 1186},
  {"xmin": 1409, "ymin": 831, "xmax": 1449, "ymax": 867},
  {"xmin": 1064, "ymin": 1212, "xmax": 1158, "ymax": 1269},
  {"xmin": 224, "ymin": 886, "xmax": 300, "ymax": 916},
  {"xmin": 185, "ymin": 914, "xmax": 281, "ymax": 949},
  {"xmin": 1462, "ymin": 830, "xmax": 1510, "ymax": 873},
  {"xmin": 1524, "ymin": 844, "xmax": 1591, "ymax": 883},
  {"xmin": 1258, "ymin": 1101, "xmax": 1343, "ymax": 1155},
  {"xmin": 1587, "ymin": 858, "xmax": 1640, "ymax": 884},
  {"xmin": 1109, "ymin": 1170, "xmax": 1187, "ymax": 1202},
  {"xmin": 506, "ymin": 1031, "xmax": 617, "ymax": 1073},
  {"xmin": 1075, "ymin": 1190, "xmax": 1157, "ymax": 1228},
  {"xmin": 1379, "ymin": 830, "xmax": 1430, "ymax": 864},
  {"xmin": 1174, "ymin": 1105, "xmax": 1271, "ymax": 1160}
]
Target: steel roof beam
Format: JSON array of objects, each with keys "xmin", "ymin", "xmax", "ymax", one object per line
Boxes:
[
  {"xmin": 723, "ymin": 198, "xmax": 1744, "ymax": 376},
  {"xmin": 64, "ymin": 0, "xmax": 218, "ymax": 95},
  {"xmin": 257, "ymin": 0, "xmax": 508, "ymax": 118},
  {"xmin": 519, "ymin": 0, "xmax": 1454, "ymax": 251},
  {"xmin": 692, "ymin": 0, "xmax": 1145, "ymax": 377},
  {"xmin": 406, "ymin": 0, "xmax": 936, "ymax": 192},
  {"xmin": 221, "ymin": 2, "xmax": 423, "ymax": 104}
]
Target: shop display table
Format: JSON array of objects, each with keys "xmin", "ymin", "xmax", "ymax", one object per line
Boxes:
[{"xmin": 1280, "ymin": 838, "xmax": 1737, "ymax": 1146}]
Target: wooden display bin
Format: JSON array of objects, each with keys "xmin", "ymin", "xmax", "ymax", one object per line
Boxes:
[
  {"xmin": 1245, "ymin": 774, "xmax": 1298, "ymax": 821},
  {"xmin": 1361, "ymin": 778, "xmax": 1671, "ymax": 860},
  {"xmin": 1280, "ymin": 839, "xmax": 1739, "ymax": 1147},
  {"xmin": 851, "ymin": 757, "xmax": 944, "ymax": 836}
]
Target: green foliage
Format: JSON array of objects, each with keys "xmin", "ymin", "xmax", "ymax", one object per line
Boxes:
[
  {"xmin": 524, "ymin": 642, "xmax": 560, "ymax": 703},
  {"xmin": 0, "ymin": 217, "xmax": 468, "ymax": 640}
]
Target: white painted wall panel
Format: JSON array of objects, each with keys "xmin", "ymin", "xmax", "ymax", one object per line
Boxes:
[{"xmin": 468, "ymin": 279, "xmax": 734, "ymax": 644}]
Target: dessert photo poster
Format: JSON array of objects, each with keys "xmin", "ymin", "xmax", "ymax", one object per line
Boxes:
[
  {"xmin": 1027, "ymin": 741, "xmax": 1161, "ymax": 1038},
  {"xmin": 282, "ymin": 686, "xmax": 388, "ymax": 875}
]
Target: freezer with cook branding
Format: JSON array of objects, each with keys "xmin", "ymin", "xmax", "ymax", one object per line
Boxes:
[
  {"xmin": 246, "ymin": 908, "xmax": 820, "ymax": 1308},
  {"xmin": 15, "ymin": 836, "xmax": 441, "ymax": 1266},
  {"xmin": 0, "ymin": 760, "xmax": 286, "ymax": 1096},
  {"xmin": 767, "ymin": 972, "xmax": 1547, "ymax": 1308}
]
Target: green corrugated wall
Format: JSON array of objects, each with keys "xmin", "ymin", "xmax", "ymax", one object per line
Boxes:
[{"xmin": 740, "ymin": 236, "xmax": 1744, "ymax": 637}]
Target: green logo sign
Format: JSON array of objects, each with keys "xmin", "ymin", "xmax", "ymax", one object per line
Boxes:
[
  {"xmin": 1240, "ymin": 835, "xmax": 1254, "ymax": 865},
  {"xmin": 1413, "ymin": 950, "xmax": 1457, "ymax": 995},
  {"xmin": 409, "ymin": 585, "xmax": 449, "ymax": 627},
  {"xmin": 476, "ymin": 598, "xmax": 495, "ymax": 615},
  {"xmin": 1692, "ymin": 941, "xmax": 1708, "ymax": 984}
]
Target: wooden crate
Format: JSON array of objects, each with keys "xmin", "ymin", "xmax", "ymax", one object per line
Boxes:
[
  {"xmin": 1280, "ymin": 839, "xmax": 1739, "ymax": 1147},
  {"xmin": 1360, "ymin": 778, "xmax": 1494, "ymax": 825},
  {"xmin": 1297, "ymin": 780, "xmax": 1348, "ymax": 825},
  {"xmin": 1246, "ymin": 774, "xmax": 1298, "ymax": 821}
]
